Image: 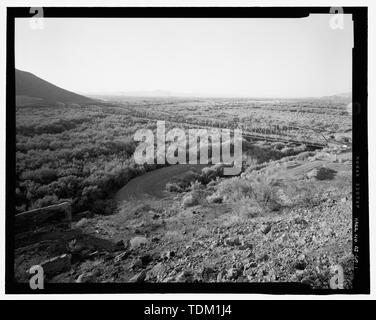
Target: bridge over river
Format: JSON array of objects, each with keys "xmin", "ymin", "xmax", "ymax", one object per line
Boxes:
[{"xmin": 129, "ymin": 114, "xmax": 332, "ymax": 148}]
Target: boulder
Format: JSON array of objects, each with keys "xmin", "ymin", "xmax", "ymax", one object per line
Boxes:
[
  {"xmin": 147, "ymin": 262, "xmax": 166, "ymax": 280},
  {"xmin": 224, "ymin": 236, "xmax": 241, "ymax": 246},
  {"xmin": 161, "ymin": 250, "xmax": 175, "ymax": 260},
  {"xmin": 130, "ymin": 236, "xmax": 148, "ymax": 250},
  {"xmin": 114, "ymin": 251, "xmax": 129, "ymax": 264},
  {"xmin": 260, "ymin": 223, "xmax": 271, "ymax": 235},
  {"xmin": 176, "ymin": 270, "xmax": 194, "ymax": 282},
  {"xmin": 129, "ymin": 270, "xmax": 147, "ymax": 283}
]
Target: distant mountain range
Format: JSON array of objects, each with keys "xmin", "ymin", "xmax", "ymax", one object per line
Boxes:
[
  {"xmin": 318, "ymin": 92, "xmax": 352, "ymax": 100},
  {"xmin": 89, "ymin": 90, "xmax": 352, "ymax": 100},
  {"xmin": 15, "ymin": 69, "xmax": 352, "ymax": 105},
  {"xmin": 15, "ymin": 69, "xmax": 94, "ymax": 106}
]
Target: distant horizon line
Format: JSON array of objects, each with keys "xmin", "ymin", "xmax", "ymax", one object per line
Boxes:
[
  {"xmin": 15, "ymin": 68, "xmax": 352, "ymax": 100},
  {"xmin": 82, "ymin": 90, "xmax": 352, "ymax": 100}
]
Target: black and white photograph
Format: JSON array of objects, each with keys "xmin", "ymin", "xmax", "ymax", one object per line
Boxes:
[{"xmin": 4, "ymin": 5, "xmax": 369, "ymax": 295}]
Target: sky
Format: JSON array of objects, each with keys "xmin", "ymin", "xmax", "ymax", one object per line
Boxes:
[{"xmin": 15, "ymin": 15, "xmax": 353, "ymax": 98}]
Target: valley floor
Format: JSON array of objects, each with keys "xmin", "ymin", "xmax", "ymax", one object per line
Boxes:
[{"xmin": 14, "ymin": 151, "xmax": 353, "ymax": 289}]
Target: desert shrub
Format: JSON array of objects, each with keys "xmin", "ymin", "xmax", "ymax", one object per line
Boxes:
[
  {"xmin": 202, "ymin": 163, "xmax": 224, "ymax": 176},
  {"xmin": 243, "ymin": 142, "xmax": 285, "ymax": 163},
  {"xmin": 283, "ymin": 179, "xmax": 323, "ymax": 206},
  {"xmin": 91, "ymin": 199, "xmax": 115, "ymax": 215},
  {"xmin": 293, "ymin": 144, "xmax": 308, "ymax": 153},
  {"xmin": 166, "ymin": 182, "xmax": 183, "ymax": 193},
  {"xmin": 30, "ymin": 194, "xmax": 59, "ymax": 210},
  {"xmin": 315, "ymin": 167, "xmax": 337, "ymax": 181},
  {"xmin": 233, "ymin": 197, "xmax": 263, "ymax": 219},
  {"xmin": 298, "ymin": 184, "xmax": 322, "ymax": 206},
  {"xmin": 188, "ymin": 180, "xmax": 204, "ymax": 192},
  {"xmin": 216, "ymin": 172, "xmax": 280, "ymax": 212},
  {"xmin": 206, "ymin": 193, "xmax": 223, "ymax": 204},
  {"xmin": 170, "ymin": 170, "xmax": 200, "ymax": 190},
  {"xmin": 21, "ymin": 167, "xmax": 58, "ymax": 184},
  {"xmin": 281, "ymin": 147, "xmax": 295, "ymax": 155},
  {"xmin": 275, "ymin": 142, "xmax": 286, "ymax": 150},
  {"xmin": 182, "ymin": 192, "xmax": 199, "ymax": 208},
  {"xmin": 216, "ymin": 177, "xmax": 253, "ymax": 201},
  {"xmin": 296, "ymin": 151, "xmax": 315, "ymax": 161},
  {"xmin": 130, "ymin": 203, "xmax": 152, "ymax": 216},
  {"xmin": 336, "ymin": 135, "xmax": 350, "ymax": 143}
]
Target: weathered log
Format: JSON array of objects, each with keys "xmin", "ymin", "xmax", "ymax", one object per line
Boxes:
[{"xmin": 15, "ymin": 202, "xmax": 72, "ymax": 232}]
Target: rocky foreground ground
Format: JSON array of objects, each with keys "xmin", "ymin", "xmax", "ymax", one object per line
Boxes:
[{"xmin": 15, "ymin": 151, "xmax": 353, "ymax": 289}]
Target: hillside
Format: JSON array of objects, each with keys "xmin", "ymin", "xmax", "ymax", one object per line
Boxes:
[
  {"xmin": 14, "ymin": 148, "xmax": 353, "ymax": 288},
  {"xmin": 15, "ymin": 69, "xmax": 94, "ymax": 106}
]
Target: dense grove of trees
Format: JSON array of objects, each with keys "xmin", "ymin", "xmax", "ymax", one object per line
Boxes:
[
  {"xmin": 15, "ymin": 105, "xmax": 158, "ymax": 215},
  {"xmin": 128, "ymin": 98, "xmax": 352, "ymax": 138},
  {"xmin": 15, "ymin": 98, "xmax": 348, "ymax": 216}
]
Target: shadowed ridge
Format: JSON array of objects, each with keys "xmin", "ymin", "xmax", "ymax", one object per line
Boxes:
[{"xmin": 16, "ymin": 69, "xmax": 95, "ymax": 106}]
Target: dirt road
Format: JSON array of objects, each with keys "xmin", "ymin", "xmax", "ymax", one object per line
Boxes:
[
  {"xmin": 114, "ymin": 164, "xmax": 206, "ymax": 202},
  {"xmin": 114, "ymin": 152, "xmax": 351, "ymax": 202}
]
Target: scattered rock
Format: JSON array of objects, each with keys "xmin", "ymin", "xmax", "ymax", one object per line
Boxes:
[
  {"xmin": 257, "ymin": 253, "xmax": 269, "ymax": 262},
  {"xmin": 132, "ymin": 254, "xmax": 153, "ymax": 269},
  {"xmin": 114, "ymin": 251, "xmax": 129, "ymax": 264},
  {"xmin": 260, "ymin": 224, "xmax": 271, "ymax": 235},
  {"xmin": 162, "ymin": 250, "xmax": 175, "ymax": 260},
  {"xmin": 201, "ymin": 267, "xmax": 217, "ymax": 282},
  {"xmin": 294, "ymin": 217, "xmax": 308, "ymax": 228},
  {"xmin": 239, "ymin": 240, "xmax": 253, "ymax": 251},
  {"xmin": 224, "ymin": 236, "xmax": 241, "ymax": 246},
  {"xmin": 129, "ymin": 270, "xmax": 147, "ymax": 283},
  {"xmin": 176, "ymin": 270, "xmax": 194, "ymax": 282},
  {"xmin": 227, "ymin": 267, "xmax": 242, "ymax": 280},
  {"xmin": 130, "ymin": 236, "xmax": 148, "ymax": 250},
  {"xmin": 296, "ymin": 238, "xmax": 306, "ymax": 246},
  {"xmin": 75, "ymin": 270, "xmax": 99, "ymax": 283},
  {"xmin": 163, "ymin": 276, "xmax": 176, "ymax": 283},
  {"xmin": 116, "ymin": 239, "xmax": 131, "ymax": 251},
  {"xmin": 298, "ymin": 254, "xmax": 306, "ymax": 261},
  {"xmin": 131, "ymin": 258, "xmax": 143, "ymax": 269},
  {"xmin": 216, "ymin": 270, "xmax": 226, "ymax": 282},
  {"xmin": 246, "ymin": 262, "xmax": 258, "ymax": 269},
  {"xmin": 151, "ymin": 236, "xmax": 160, "ymax": 243},
  {"xmin": 323, "ymin": 227, "xmax": 334, "ymax": 237},
  {"xmin": 147, "ymin": 262, "xmax": 166, "ymax": 280},
  {"xmin": 293, "ymin": 255, "xmax": 307, "ymax": 270}
]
